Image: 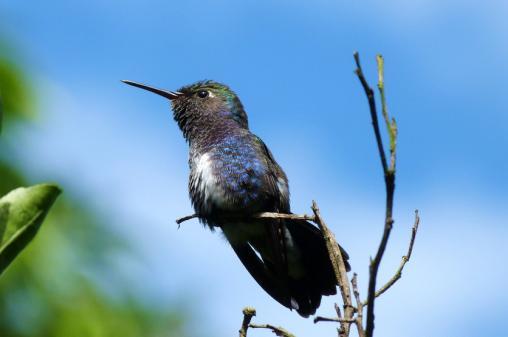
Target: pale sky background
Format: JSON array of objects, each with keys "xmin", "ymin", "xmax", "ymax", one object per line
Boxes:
[{"xmin": 1, "ymin": 1, "xmax": 507, "ymax": 336}]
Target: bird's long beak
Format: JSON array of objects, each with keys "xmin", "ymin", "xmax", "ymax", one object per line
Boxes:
[{"xmin": 122, "ymin": 80, "xmax": 183, "ymax": 100}]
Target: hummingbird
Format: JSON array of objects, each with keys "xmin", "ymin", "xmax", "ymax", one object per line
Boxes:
[{"xmin": 122, "ymin": 79, "xmax": 350, "ymax": 317}]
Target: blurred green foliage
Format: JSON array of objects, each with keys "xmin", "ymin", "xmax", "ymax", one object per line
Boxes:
[
  {"xmin": 0, "ymin": 39, "xmax": 187, "ymax": 336},
  {"xmin": 0, "ymin": 39, "xmax": 35, "ymax": 133}
]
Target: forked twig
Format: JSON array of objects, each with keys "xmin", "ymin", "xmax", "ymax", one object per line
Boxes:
[
  {"xmin": 239, "ymin": 307, "xmax": 256, "ymax": 337},
  {"xmin": 249, "ymin": 324, "xmax": 296, "ymax": 337},
  {"xmin": 363, "ymin": 210, "xmax": 420, "ymax": 305},
  {"xmin": 239, "ymin": 307, "xmax": 295, "ymax": 337},
  {"xmin": 354, "ymin": 52, "xmax": 398, "ymax": 337}
]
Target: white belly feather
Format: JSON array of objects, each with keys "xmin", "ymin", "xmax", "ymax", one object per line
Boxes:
[{"xmin": 192, "ymin": 153, "xmax": 228, "ymax": 210}]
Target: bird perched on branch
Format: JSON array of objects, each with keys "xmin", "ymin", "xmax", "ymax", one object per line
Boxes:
[{"xmin": 123, "ymin": 79, "xmax": 350, "ymax": 317}]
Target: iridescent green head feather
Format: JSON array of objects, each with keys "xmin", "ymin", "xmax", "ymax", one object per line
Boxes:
[{"xmin": 171, "ymin": 80, "xmax": 248, "ymax": 137}]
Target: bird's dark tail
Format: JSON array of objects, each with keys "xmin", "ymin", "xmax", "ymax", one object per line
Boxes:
[
  {"xmin": 284, "ymin": 219, "xmax": 350, "ymax": 316},
  {"xmin": 224, "ymin": 219, "xmax": 349, "ymax": 317}
]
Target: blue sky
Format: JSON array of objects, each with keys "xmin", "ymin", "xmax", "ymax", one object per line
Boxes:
[{"xmin": 1, "ymin": 1, "xmax": 507, "ymax": 336}]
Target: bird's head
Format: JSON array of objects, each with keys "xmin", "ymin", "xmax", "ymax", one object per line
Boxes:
[{"xmin": 122, "ymin": 80, "xmax": 248, "ymax": 140}]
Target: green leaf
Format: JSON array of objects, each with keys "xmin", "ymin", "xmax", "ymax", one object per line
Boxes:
[{"xmin": 0, "ymin": 184, "xmax": 61, "ymax": 276}]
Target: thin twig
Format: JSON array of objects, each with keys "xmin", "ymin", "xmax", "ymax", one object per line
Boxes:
[
  {"xmin": 175, "ymin": 212, "xmax": 315, "ymax": 226},
  {"xmin": 352, "ymin": 273, "xmax": 365, "ymax": 337},
  {"xmin": 311, "ymin": 201, "xmax": 354, "ymax": 337},
  {"xmin": 175, "ymin": 214, "xmax": 198, "ymax": 225},
  {"xmin": 239, "ymin": 307, "xmax": 256, "ymax": 337},
  {"xmin": 354, "ymin": 52, "xmax": 388, "ymax": 176},
  {"xmin": 354, "ymin": 52, "xmax": 397, "ymax": 337},
  {"xmin": 376, "ymin": 55, "xmax": 398, "ymax": 170},
  {"xmin": 249, "ymin": 324, "xmax": 296, "ymax": 337},
  {"xmin": 255, "ymin": 212, "xmax": 315, "ymax": 221},
  {"xmin": 314, "ymin": 317, "xmax": 357, "ymax": 324},
  {"xmin": 363, "ymin": 210, "xmax": 420, "ymax": 305}
]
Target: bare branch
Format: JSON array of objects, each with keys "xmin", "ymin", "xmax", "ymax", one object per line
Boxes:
[
  {"xmin": 311, "ymin": 201, "xmax": 355, "ymax": 337},
  {"xmin": 314, "ymin": 317, "xmax": 357, "ymax": 324},
  {"xmin": 239, "ymin": 307, "xmax": 256, "ymax": 337},
  {"xmin": 239, "ymin": 307, "xmax": 295, "ymax": 337},
  {"xmin": 354, "ymin": 52, "xmax": 388, "ymax": 176},
  {"xmin": 249, "ymin": 324, "xmax": 296, "ymax": 337},
  {"xmin": 352, "ymin": 273, "xmax": 365, "ymax": 337},
  {"xmin": 354, "ymin": 52, "xmax": 398, "ymax": 337},
  {"xmin": 255, "ymin": 212, "xmax": 315, "ymax": 221},
  {"xmin": 363, "ymin": 210, "xmax": 420, "ymax": 305},
  {"xmin": 175, "ymin": 212, "xmax": 314, "ymax": 226}
]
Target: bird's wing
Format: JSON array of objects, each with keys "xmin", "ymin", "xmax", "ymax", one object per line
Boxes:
[
  {"xmin": 252, "ymin": 135, "xmax": 290, "ymax": 212},
  {"xmin": 251, "ymin": 135, "xmax": 351, "ymax": 313},
  {"xmin": 228, "ymin": 134, "xmax": 350, "ymax": 317}
]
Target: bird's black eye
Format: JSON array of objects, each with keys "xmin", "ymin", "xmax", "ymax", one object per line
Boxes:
[{"xmin": 197, "ymin": 90, "xmax": 209, "ymax": 98}]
